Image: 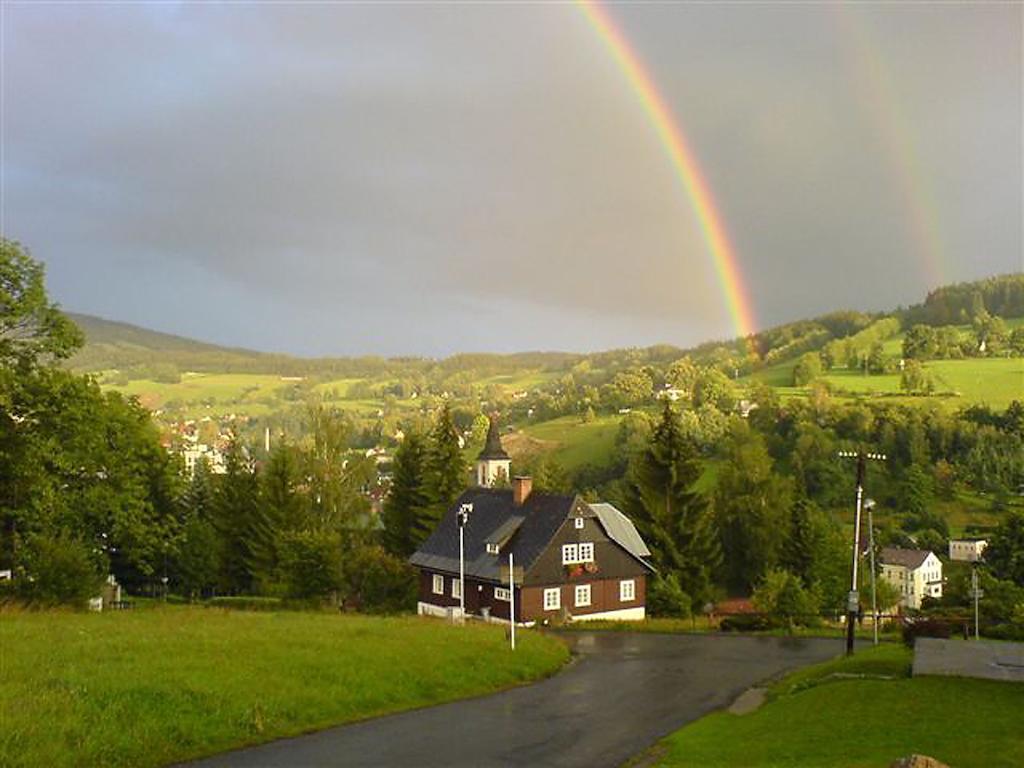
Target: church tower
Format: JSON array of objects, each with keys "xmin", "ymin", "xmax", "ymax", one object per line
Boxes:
[{"xmin": 475, "ymin": 415, "xmax": 511, "ymax": 487}]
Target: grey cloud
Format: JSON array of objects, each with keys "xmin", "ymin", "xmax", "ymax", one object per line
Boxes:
[{"xmin": 3, "ymin": 2, "xmax": 1020, "ymax": 355}]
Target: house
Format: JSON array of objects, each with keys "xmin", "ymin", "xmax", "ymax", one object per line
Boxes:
[
  {"xmin": 948, "ymin": 538, "xmax": 987, "ymax": 563},
  {"xmin": 410, "ymin": 452, "xmax": 654, "ymax": 624},
  {"xmin": 879, "ymin": 548, "xmax": 943, "ymax": 610}
]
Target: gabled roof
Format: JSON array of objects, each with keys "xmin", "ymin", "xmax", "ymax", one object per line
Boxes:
[
  {"xmin": 589, "ymin": 502, "xmax": 651, "ymax": 558},
  {"xmin": 410, "ymin": 488, "xmax": 575, "ymax": 582},
  {"xmin": 880, "ymin": 547, "xmax": 933, "ymax": 570}
]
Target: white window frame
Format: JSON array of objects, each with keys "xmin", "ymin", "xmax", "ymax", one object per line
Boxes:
[
  {"xmin": 543, "ymin": 587, "xmax": 561, "ymax": 611},
  {"xmin": 579, "ymin": 542, "xmax": 594, "ymax": 563},
  {"xmin": 574, "ymin": 517, "xmax": 585, "ymax": 530},
  {"xmin": 432, "ymin": 574, "xmax": 444, "ymax": 595},
  {"xmin": 486, "ymin": 542, "xmax": 499, "ymax": 555},
  {"xmin": 562, "ymin": 544, "xmax": 579, "ymax": 565},
  {"xmin": 575, "ymin": 584, "xmax": 591, "ymax": 607},
  {"xmin": 620, "ymin": 579, "xmax": 636, "ymax": 602},
  {"xmin": 451, "ymin": 578, "xmax": 462, "ymax": 599},
  {"xmin": 494, "ymin": 587, "xmax": 511, "ymax": 602}
]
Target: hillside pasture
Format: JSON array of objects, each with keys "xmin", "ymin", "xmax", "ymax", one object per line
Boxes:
[
  {"xmin": 520, "ymin": 413, "xmax": 623, "ymax": 472},
  {"xmin": 0, "ymin": 607, "xmax": 568, "ymax": 768}
]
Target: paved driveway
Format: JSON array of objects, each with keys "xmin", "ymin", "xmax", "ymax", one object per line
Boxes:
[{"xmin": 185, "ymin": 632, "xmax": 843, "ymax": 768}]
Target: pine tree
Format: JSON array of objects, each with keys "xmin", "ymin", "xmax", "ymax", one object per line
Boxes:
[
  {"xmin": 418, "ymin": 403, "xmax": 467, "ymax": 541},
  {"xmin": 620, "ymin": 401, "xmax": 721, "ymax": 608},
  {"xmin": 780, "ymin": 497, "xmax": 818, "ymax": 587},
  {"xmin": 254, "ymin": 443, "xmax": 305, "ymax": 585},
  {"xmin": 382, "ymin": 429, "xmax": 432, "ymax": 556},
  {"xmin": 211, "ymin": 443, "xmax": 265, "ymax": 593}
]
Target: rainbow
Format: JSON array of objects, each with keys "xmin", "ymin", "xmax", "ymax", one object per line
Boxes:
[
  {"xmin": 576, "ymin": 0, "xmax": 757, "ymax": 340},
  {"xmin": 833, "ymin": 4, "xmax": 946, "ymax": 288}
]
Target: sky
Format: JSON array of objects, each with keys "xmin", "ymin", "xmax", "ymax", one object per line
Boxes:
[{"xmin": 2, "ymin": 2, "xmax": 1021, "ymax": 357}]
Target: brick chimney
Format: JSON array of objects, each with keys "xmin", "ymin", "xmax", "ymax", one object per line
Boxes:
[{"xmin": 512, "ymin": 476, "xmax": 533, "ymax": 506}]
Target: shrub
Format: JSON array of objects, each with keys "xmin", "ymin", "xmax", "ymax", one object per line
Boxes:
[
  {"xmin": 719, "ymin": 614, "xmax": 771, "ymax": 632},
  {"xmin": 902, "ymin": 618, "xmax": 953, "ymax": 647},
  {"xmin": 647, "ymin": 573, "xmax": 692, "ymax": 618},
  {"xmin": 16, "ymin": 533, "xmax": 105, "ymax": 608},
  {"xmin": 752, "ymin": 569, "xmax": 821, "ymax": 629},
  {"xmin": 208, "ymin": 596, "xmax": 285, "ymax": 612},
  {"xmin": 341, "ymin": 545, "xmax": 417, "ymax": 614},
  {"xmin": 278, "ymin": 530, "xmax": 343, "ymax": 601}
]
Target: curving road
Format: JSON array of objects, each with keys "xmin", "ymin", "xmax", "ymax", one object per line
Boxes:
[{"xmin": 184, "ymin": 633, "xmax": 844, "ymax": 768}]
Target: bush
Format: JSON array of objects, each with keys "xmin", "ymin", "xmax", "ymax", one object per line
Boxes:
[
  {"xmin": 341, "ymin": 545, "xmax": 417, "ymax": 614},
  {"xmin": 207, "ymin": 596, "xmax": 285, "ymax": 612},
  {"xmin": 719, "ymin": 614, "xmax": 771, "ymax": 632},
  {"xmin": 752, "ymin": 569, "xmax": 821, "ymax": 629},
  {"xmin": 982, "ymin": 622, "xmax": 1024, "ymax": 642},
  {"xmin": 902, "ymin": 618, "xmax": 953, "ymax": 647},
  {"xmin": 278, "ymin": 530, "xmax": 343, "ymax": 601},
  {"xmin": 15, "ymin": 533, "xmax": 105, "ymax": 608},
  {"xmin": 647, "ymin": 573, "xmax": 692, "ymax": 618}
]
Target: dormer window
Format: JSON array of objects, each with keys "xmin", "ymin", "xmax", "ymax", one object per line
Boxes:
[{"xmin": 486, "ymin": 542, "xmax": 499, "ymax": 555}]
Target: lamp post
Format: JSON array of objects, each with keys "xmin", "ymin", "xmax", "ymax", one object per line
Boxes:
[
  {"xmin": 865, "ymin": 498, "xmax": 878, "ymax": 646},
  {"xmin": 457, "ymin": 503, "xmax": 472, "ymax": 619},
  {"xmin": 838, "ymin": 450, "xmax": 886, "ymax": 656}
]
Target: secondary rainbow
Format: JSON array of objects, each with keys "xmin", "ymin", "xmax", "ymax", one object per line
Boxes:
[{"xmin": 576, "ymin": 0, "xmax": 756, "ymax": 339}]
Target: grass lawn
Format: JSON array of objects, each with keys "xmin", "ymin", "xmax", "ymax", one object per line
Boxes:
[
  {"xmin": 651, "ymin": 643, "xmax": 1024, "ymax": 768},
  {"xmin": 0, "ymin": 607, "xmax": 569, "ymax": 768},
  {"xmin": 522, "ymin": 413, "xmax": 623, "ymax": 472}
]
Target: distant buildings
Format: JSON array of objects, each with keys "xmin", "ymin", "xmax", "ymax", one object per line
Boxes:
[
  {"xmin": 880, "ymin": 548, "xmax": 943, "ymax": 610},
  {"xmin": 182, "ymin": 444, "xmax": 227, "ymax": 475},
  {"xmin": 948, "ymin": 538, "xmax": 988, "ymax": 563}
]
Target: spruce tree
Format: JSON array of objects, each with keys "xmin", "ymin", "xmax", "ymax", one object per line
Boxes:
[
  {"xmin": 620, "ymin": 401, "xmax": 720, "ymax": 608},
  {"xmin": 212, "ymin": 443, "xmax": 265, "ymax": 593},
  {"xmin": 780, "ymin": 497, "xmax": 817, "ymax": 587},
  {"xmin": 382, "ymin": 429, "xmax": 431, "ymax": 556},
  {"xmin": 419, "ymin": 403, "xmax": 468, "ymax": 542}
]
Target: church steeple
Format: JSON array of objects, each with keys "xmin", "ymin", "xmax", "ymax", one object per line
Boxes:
[{"xmin": 475, "ymin": 414, "xmax": 511, "ymax": 487}]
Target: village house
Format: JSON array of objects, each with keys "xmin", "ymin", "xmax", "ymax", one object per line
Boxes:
[
  {"xmin": 879, "ymin": 547, "xmax": 943, "ymax": 611},
  {"xmin": 948, "ymin": 538, "xmax": 988, "ymax": 563},
  {"xmin": 410, "ymin": 423, "xmax": 653, "ymax": 624}
]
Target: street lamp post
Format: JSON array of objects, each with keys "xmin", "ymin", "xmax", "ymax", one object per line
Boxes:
[
  {"xmin": 838, "ymin": 450, "xmax": 886, "ymax": 656},
  {"xmin": 457, "ymin": 503, "xmax": 472, "ymax": 619},
  {"xmin": 865, "ymin": 498, "xmax": 878, "ymax": 646}
]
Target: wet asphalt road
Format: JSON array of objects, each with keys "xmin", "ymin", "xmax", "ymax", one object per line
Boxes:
[{"xmin": 185, "ymin": 632, "xmax": 844, "ymax": 768}]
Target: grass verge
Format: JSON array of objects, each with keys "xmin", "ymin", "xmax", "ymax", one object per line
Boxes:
[
  {"xmin": 650, "ymin": 643, "xmax": 1024, "ymax": 768},
  {"xmin": 0, "ymin": 606, "xmax": 568, "ymax": 768}
]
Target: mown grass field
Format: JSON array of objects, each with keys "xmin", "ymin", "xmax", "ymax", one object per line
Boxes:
[
  {"xmin": 651, "ymin": 643, "xmax": 1024, "ymax": 768},
  {"xmin": 521, "ymin": 413, "xmax": 623, "ymax": 472},
  {"xmin": 0, "ymin": 607, "xmax": 569, "ymax": 768}
]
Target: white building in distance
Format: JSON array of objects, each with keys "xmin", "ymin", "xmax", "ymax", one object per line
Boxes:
[
  {"xmin": 880, "ymin": 548, "xmax": 943, "ymax": 611},
  {"xmin": 948, "ymin": 538, "xmax": 987, "ymax": 563}
]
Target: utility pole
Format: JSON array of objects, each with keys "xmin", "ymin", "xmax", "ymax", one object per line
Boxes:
[
  {"xmin": 970, "ymin": 564, "xmax": 983, "ymax": 640},
  {"xmin": 866, "ymin": 499, "xmax": 879, "ymax": 645},
  {"xmin": 457, "ymin": 503, "xmax": 472, "ymax": 620},
  {"xmin": 838, "ymin": 450, "xmax": 886, "ymax": 656},
  {"xmin": 509, "ymin": 551, "xmax": 516, "ymax": 651}
]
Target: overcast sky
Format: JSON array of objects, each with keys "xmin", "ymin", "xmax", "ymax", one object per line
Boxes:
[{"xmin": 2, "ymin": 2, "xmax": 1021, "ymax": 356}]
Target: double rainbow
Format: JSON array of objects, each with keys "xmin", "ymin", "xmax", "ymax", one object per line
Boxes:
[{"xmin": 577, "ymin": 0, "xmax": 757, "ymax": 340}]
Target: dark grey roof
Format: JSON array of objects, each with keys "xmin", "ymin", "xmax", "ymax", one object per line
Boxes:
[
  {"xmin": 410, "ymin": 488, "xmax": 575, "ymax": 582},
  {"xmin": 880, "ymin": 547, "xmax": 933, "ymax": 570},
  {"xmin": 590, "ymin": 503, "xmax": 651, "ymax": 558},
  {"xmin": 477, "ymin": 416, "xmax": 510, "ymax": 461}
]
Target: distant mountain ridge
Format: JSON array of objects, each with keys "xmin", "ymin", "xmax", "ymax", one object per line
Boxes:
[{"xmin": 67, "ymin": 273, "xmax": 1024, "ymax": 377}]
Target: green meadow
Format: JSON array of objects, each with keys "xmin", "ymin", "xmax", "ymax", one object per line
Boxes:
[
  {"xmin": 651, "ymin": 644, "xmax": 1024, "ymax": 768},
  {"xmin": 521, "ymin": 413, "xmax": 624, "ymax": 472},
  {"xmin": 0, "ymin": 607, "xmax": 568, "ymax": 768}
]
